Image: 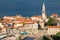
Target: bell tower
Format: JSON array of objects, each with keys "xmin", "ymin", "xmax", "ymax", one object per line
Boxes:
[{"xmin": 42, "ymin": 2, "xmax": 47, "ymax": 20}]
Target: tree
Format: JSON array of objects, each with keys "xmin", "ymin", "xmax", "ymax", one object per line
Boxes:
[
  {"xmin": 0, "ymin": 18, "xmax": 3, "ymax": 21},
  {"xmin": 16, "ymin": 36, "xmax": 21, "ymax": 40},
  {"xmin": 56, "ymin": 32, "xmax": 60, "ymax": 37},
  {"xmin": 37, "ymin": 21, "xmax": 42, "ymax": 30},
  {"xmin": 45, "ymin": 27, "xmax": 48, "ymax": 30},
  {"xmin": 43, "ymin": 36, "xmax": 50, "ymax": 40},
  {"xmin": 19, "ymin": 36, "xmax": 21, "ymax": 40},
  {"xmin": 0, "ymin": 27, "xmax": 2, "ymax": 33},
  {"xmin": 46, "ymin": 18, "xmax": 57, "ymax": 26},
  {"xmin": 23, "ymin": 23, "xmax": 25, "ymax": 26},
  {"xmin": 51, "ymin": 35, "xmax": 60, "ymax": 40}
]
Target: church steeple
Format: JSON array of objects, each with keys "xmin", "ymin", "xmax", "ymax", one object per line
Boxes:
[
  {"xmin": 42, "ymin": 2, "xmax": 45, "ymax": 13},
  {"xmin": 42, "ymin": 2, "xmax": 47, "ymax": 20}
]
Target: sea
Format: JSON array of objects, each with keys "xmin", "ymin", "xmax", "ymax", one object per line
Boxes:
[{"xmin": 0, "ymin": 0, "xmax": 60, "ymax": 17}]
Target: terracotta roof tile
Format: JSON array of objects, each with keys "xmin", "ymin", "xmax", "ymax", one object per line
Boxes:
[
  {"xmin": 4, "ymin": 26, "xmax": 9, "ymax": 28},
  {"xmin": 33, "ymin": 20, "xmax": 38, "ymax": 23},
  {"xmin": 13, "ymin": 21, "xmax": 23, "ymax": 24},
  {"xmin": 4, "ymin": 26, "xmax": 15, "ymax": 29},
  {"xmin": 18, "ymin": 26, "xmax": 24, "ymax": 28},
  {"xmin": 48, "ymin": 26, "xmax": 60, "ymax": 28},
  {"xmin": 11, "ymin": 26, "xmax": 15, "ymax": 29},
  {"xmin": 32, "ymin": 15, "xmax": 42, "ymax": 18},
  {"xmin": 24, "ymin": 19, "xmax": 33, "ymax": 24},
  {"xmin": 52, "ymin": 13, "xmax": 58, "ymax": 17},
  {"xmin": 3, "ymin": 19, "xmax": 12, "ymax": 23}
]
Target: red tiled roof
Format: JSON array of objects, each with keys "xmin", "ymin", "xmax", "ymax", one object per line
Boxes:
[
  {"xmin": 4, "ymin": 16, "xmax": 12, "ymax": 19},
  {"xmin": 48, "ymin": 26, "xmax": 60, "ymax": 28},
  {"xmin": 32, "ymin": 15, "xmax": 42, "ymax": 18},
  {"xmin": 52, "ymin": 13, "xmax": 58, "ymax": 17},
  {"xmin": 4, "ymin": 26, "xmax": 9, "ymax": 28},
  {"xmin": 3, "ymin": 15, "xmax": 38, "ymax": 24},
  {"xmin": 13, "ymin": 21, "xmax": 23, "ymax": 24},
  {"xmin": 33, "ymin": 20, "xmax": 38, "ymax": 23},
  {"xmin": 15, "ymin": 18, "xmax": 25, "ymax": 22},
  {"xmin": 18, "ymin": 26, "xmax": 24, "ymax": 28},
  {"xmin": 24, "ymin": 19, "xmax": 33, "ymax": 24},
  {"xmin": 13, "ymin": 18, "xmax": 37, "ymax": 24},
  {"xmin": 3, "ymin": 19, "xmax": 12, "ymax": 23},
  {"xmin": 4, "ymin": 26, "xmax": 15, "ymax": 29},
  {"xmin": 11, "ymin": 26, "xmax": 15, "ymax": 29}
]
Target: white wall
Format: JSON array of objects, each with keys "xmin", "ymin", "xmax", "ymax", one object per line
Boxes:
[
  {"xmin": 24, "ymin": 23, "xmax": 38, "ymax": 30},
  {"xmin": 32, "ymin": 23, "xmax": 38, "ymax": 30},
  {"xmin": 31, "ymin": 17, "xmax": 41, "ymax": 21},
  {"xmin": 47, "ymin": 28, "xmax": 60, "ymax": 35},
  {"xmin": 0, "ymin": 23, "xmax": 4, "ymax": 28},
  {"xmin": 14, "ymin": 23, "xmax": 23, "ymax": 28}
]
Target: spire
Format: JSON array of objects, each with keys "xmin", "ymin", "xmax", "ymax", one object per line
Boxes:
[
  {"xmin": 42, "ymin": 2, "xmax": 45, "ymax": 12},
  {"xmin": 42, "ymin": 2, "xmax": 47, "ymax": 20}
]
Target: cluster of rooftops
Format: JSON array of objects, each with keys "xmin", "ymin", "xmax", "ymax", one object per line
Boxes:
[
  {"xmin": 1, "ymin": 15, "xmax": 39, "ymax": 29},
  {"xmin": 0, "ymin": 13, "xmax": 60, "ymax": 29}
]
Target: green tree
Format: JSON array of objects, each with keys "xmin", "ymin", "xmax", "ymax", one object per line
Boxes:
[
  {"xmin": 19, "ymin": 36, "xmax": 21, "ymax": 40},
  {"xmin": 45, "ymin": 27, "xmax": 48, "ymax": 30},
  {"xmin": 0, "ymin": 27, "xmax": 2, "ymax": 35},
  {"xmin": 43, "ymin": 36, "xmax": 50, "ymax": 40},
  {"xmin": 23, "ymin": 23, "xmax": 25, "ymax": 26},
  {"xmin": 46, "ymin": 18, "xmax": 57, "ymax": 26},
  {"xmin": 56, "ymin": 32, "xmax": 60, "ymax": 37},
  {"xmin": 0, "ymin": 18, "xmax": 3, "ymax": 21},
  {"xmin": 51, "ymin": 35, "xmax": 60, "ymax": 40},
  {"xmin": 38, "ymin": 21, "xmax": 42, "ymax": 30},
  {"xmin": 16, "ymin": 36, "xmax": 21, "ymax": 40}
]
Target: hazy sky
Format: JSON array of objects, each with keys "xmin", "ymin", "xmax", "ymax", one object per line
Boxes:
[{"xmin": 0, "ymin": 0, "xmax": 60, "ymax": 17}]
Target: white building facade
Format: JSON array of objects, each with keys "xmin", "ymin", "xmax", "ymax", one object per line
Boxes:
[{"xmin": 47, "ymin": 26, "xmax": 60, "ymax": 35}]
